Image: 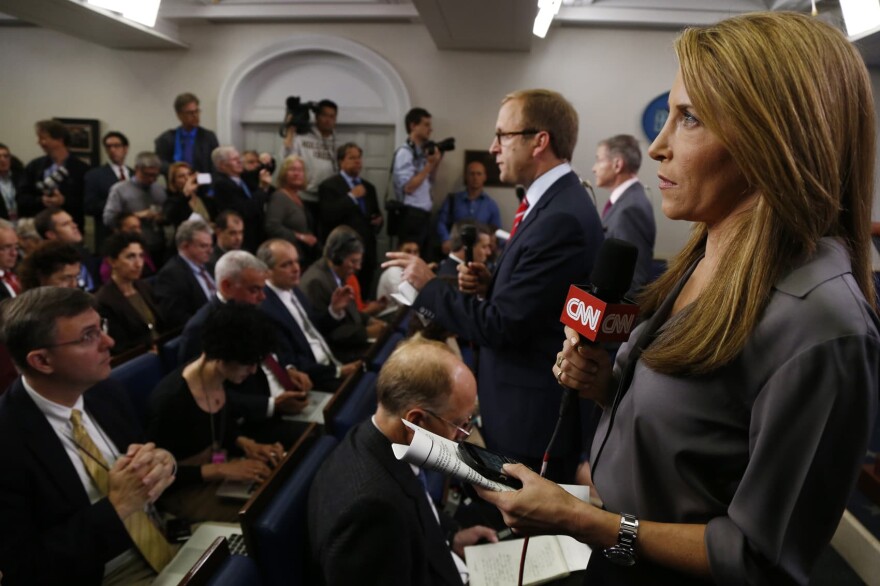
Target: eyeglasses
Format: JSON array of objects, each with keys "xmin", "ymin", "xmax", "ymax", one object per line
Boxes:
[
  {"xmin": 424, "ymin": 408, "xmax": 473, "ymax": 438},
  {"xmin": 46, "ymin": 318, "xmax": 109, "ymax": 348},
  {"xmin": 493, "ymin": 129, "xmax": 541, "ymax": 144},
  {"xmin": 180, "ymin": 109, "xmax": 201, "ymax": 116}
]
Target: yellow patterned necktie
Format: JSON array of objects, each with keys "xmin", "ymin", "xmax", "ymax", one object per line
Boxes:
[{"xmin": 69, "ymin": 409, "xmax": 177, "ymax": 572}]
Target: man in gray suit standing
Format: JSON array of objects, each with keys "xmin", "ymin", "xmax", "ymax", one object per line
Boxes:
[{"xmin": 592, "ymin": 134, "xmax": 656, "ymax": 296}]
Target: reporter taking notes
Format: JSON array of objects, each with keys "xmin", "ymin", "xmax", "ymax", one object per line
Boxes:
[{"xmin": 478, "ymin": 12, "xmax": 879, "ymax": 585}]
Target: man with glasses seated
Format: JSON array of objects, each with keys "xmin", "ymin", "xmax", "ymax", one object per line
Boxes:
[
  {"xmin": 309, "ymin": 338, "xmax": 496, "ymax": 586},
  {"xmin": 0, "ymin": 287, "xmax": 178, "ymax": 585}
]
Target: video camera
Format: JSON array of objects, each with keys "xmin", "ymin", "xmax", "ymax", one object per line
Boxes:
[
  {"xmin": 37, "ymin": 166, "xmax": 69, "ymax": 195},
  {"xmin": 424, "ymin": 137, "xmax": 456, "ymax": 156},
  {"xmin": 279, "ymin": 96, "xmax": 319, "ymax": 137}
]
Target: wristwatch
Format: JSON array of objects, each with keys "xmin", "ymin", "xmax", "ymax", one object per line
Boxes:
[{"xmin": 603, "ymin": 513, "xmax": 639, "ymax": 566}]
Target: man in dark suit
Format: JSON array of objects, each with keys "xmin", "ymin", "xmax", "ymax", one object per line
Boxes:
[
  {"xmin": 206, "ymin": 210, "xmax": 244, "ymax": 277},
  {"xmin": 300, "ymin": 226, "xmax": 388, "ymax": 362},
  {"xmin": 257, "ymin": 239, "xmax": 363, "ymax": 391},
  {"xmin": 0, "ymin": 219, "xmax": 20, "ymax": 301},
  {"xmin": 309, "ymin": 338, "xmax": 495, "ymax": 586},
  {"xmin": 0, "ymin": 143, "xmax": 24, "ymax": 222},
  {"xmin": 211, "ymin": 146, "xmax": 270, "ymax": 252},
  {"xmin": 152, "ymin": 218, "xmax": 215, "ymax": 329},
  {"xmin": 318, "ymin": 142, "xmax": 383, "ymax": 293},
  {"xmin": 385, "ymin": 90, "xmax": 604, "ymax": 482},
  {"xmin": 84, "ymin": 131, "xmax": 133, "ymax": 250},
  {"xmin": 34, "ymin": 207, "xmax": 100, "ymax": 292},
  {"xmin": 18, "ymin": 119, "xmax": 91, "ymax": 232},
  {"xmin": 0, "ymin": 287, "xmax": 177, "ymax": 585},
  {"xmin": 592, "ymin": 134, "xmax": 656, "ymax": 296},
  {"xmin": 154, "ymin": 92, "xmax": 219, "ymax": 174}
]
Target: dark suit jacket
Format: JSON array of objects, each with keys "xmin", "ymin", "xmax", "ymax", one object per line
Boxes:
[
  {"xmin": 259, "ymin": 286, "xmax": 340, "ymax": 390},
  {"xmin": 94, "ymin": 278, "xmax": 165, "ymax": 355},
  {"xmin": 309, "ymin": 422, "xmax": 462, "ymax": 586},
  {"xmin": 414, "ymin": 171, "xmax": 603, "ymax": 460},
  {"xmin": 152, "ymin": 254, "xmax": 211, "ymax": 330},
  {"xmin": 0, "ymin": 167, "xmax": 24, "ymax": 220},
  {"xmin": 154, "ymin": 126, "xmax": 219, "ymax": 174},
  {"xmin": 18, "ymin": 154, "xmax": 91, "ymax": 229},
  {"xmin": 318, "ymin": 174, "xmax": 381, "ymax": 292},
  {"xmin": 84, "ymin": 164, "xmax": 131, "ymax": 217},
  {"xmin": 603, "ymin": 181, "xmax": 656, "ymax": 296},
  {"xmin": 299, "ymin": 261, "xmax": 369, "ymax": 356},
  {"xmin": 211, "ymin": 174, "xmax": 267, "ymax": 253},
  {"xmin": 0, "ymin": 379, "xmax": 141, "ymax": 585}
]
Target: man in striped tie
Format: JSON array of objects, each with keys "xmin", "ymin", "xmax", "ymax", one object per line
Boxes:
[{"xmin": 0, "ymin": 287, "xmax": 178, "ymax": 585}]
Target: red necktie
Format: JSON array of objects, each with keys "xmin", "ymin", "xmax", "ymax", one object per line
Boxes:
[
  {"xmin": 509, "ymin": 198, "xmax": 530, "ymax": 238},
  {"xmin": 264, "ymin": 354, "xmax": 296, "ymax": 390},
  {"xmin": 602, "ymin": 199, "xmax": 613, "ymax": 219},
  {"xmin": 118, "ymin": 167, "xmax": 126, "ymax": 182},
  {"xmin": 2, "ymin": 271, "xmax": 20, "ymax": 295}
]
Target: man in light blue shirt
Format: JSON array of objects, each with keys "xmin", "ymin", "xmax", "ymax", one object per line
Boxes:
[
  {"xmin": 391, "ymin": 107, "xmax": 443, "ymax": 254},
  {"xmin": 436, "ymin": 161, "xmax": 501, "ymax": 255}
]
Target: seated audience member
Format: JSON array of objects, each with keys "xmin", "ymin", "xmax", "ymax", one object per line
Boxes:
[
  {"xmin": 265, "ymin": 155, "xmax": 320, "ymax": 268},
  {"xmin": 17, "ymin": 120, "xmax": 91, "ymax": 231},
  {"xmin": 103, "ymin": 152, "xmax": 167, "ymax": 261},
  {"xmin": 99, "ymin": 213, "xmax": 157, "ymax": 284},
  {"xmin": 18, "ymin": 241, "xmax": 84, "ymax": 290},
  {"xmin": 309, "ymin": 338, "xmax": 495, "ymax": 585},
  {"xmin": 436, "ymin": 160, "xmax": 501, "ymax": 256},
  {"xmin": 162, "ymin": 161, "xmax": 212, "ymax": 229},
  {"xmin": 0, "ymin": 287, "xmax": 177, "ymax": 584},
  {"xmin": 154, "ymin": 92, "xmax": 219, "ymax": 174},
  {"xmin": 34, "ymin": 206, "xmax": 98, "ymax": 291},
  {"xmin": 0, "ymin": 219, "xmax": 20, "ymax": 301},
  {"xmin": 84, "ymin": 131, "xmax": 132, "ymax": 248},
  {"xmin": 207, "ymin": 210, "xmax": 244, "ymax": 276},
  {"xmin": 95, "ymin": 233, "xmax": 165, "ymax": 356},
  {"xmin": 376, "ymin": 239, "xmax": 420, "ymax": 312},
  {"xmin": 178, "ymin": 250, "xmax": 310, "ymax": 445},
  {"xmin": 15, "ymin": 218, "xmax": 41, "ymax": 259},
  {"xmin": 152, "ymin": 219, "xmax": 215, "ymax": 329},
  {"xmin": 148, "ymin": 303, "xmax": 283, "ymax": 523},
  {"xmin": 0, "ymin": 142, "xmax": 24, "ymax": 222},
  {"xmin": 211, "ymin": 146, "xmax": 271, "ymax": 252},
  {"xmin": 318, "ymin": 143, "xmax": 383, "ymax": 290},
  {"xmin": 300, "ymin": 226, "xmax": 387, "ymax": 361},
  {"xmin": 257, "ymin": 239, "xmax": 363, "ymax": 391},
  {"xmin": 436, "ymin": 221, "xmax": 493, "ymax": 285}
]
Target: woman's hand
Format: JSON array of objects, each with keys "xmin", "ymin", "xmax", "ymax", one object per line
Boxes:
[
  {"xmin": 553, "ymin": 326, "xmax": 614, "ymax": 407},
  {"xmin": 217, "ymin": 459, "xmax": 272, "ymax": 483},
  {"xmin": 475, "ymin": 463, "xmax": 618, "ymax": 547},
  {"xmin": 295, "ymin": 232, "xmax": 318, "ymax": 247},
  {"xmin": 237, "ymin": 437, "xmax": 284, "ymax": 467}
]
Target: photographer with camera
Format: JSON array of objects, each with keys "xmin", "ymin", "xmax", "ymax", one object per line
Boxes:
[
  {"xmin": 391, "ymin": 107, "xmax": 453, "ymax": 255},
  {"xmin": 18, "ymin": 120, "xmax": 91, "ymax": 232},
  {"xmin": 280, "ymin": 98, "xmax": 339, "ymax": 231}
]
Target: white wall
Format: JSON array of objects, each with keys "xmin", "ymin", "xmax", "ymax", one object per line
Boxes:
[{"xmin": 1, "ymin": 22, "xmax": 694, "ymax": 257}]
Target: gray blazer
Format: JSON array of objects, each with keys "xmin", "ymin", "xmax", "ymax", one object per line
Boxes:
[{"xmin": 603, "ymin": 181, "xmax": 656, "ymax": 296}]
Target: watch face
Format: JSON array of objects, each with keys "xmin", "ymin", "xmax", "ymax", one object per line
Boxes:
[{"xmin": 603, "ymin": 546, "xmax": 636, "ymax": 567}]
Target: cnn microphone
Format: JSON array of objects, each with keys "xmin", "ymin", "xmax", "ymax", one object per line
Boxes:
[
  {"xmin": 515, "ymin": 185, "xmax": 526, "ymax": 202},
  {"xmin": 560, "ymin": 238, "xmax": 640, "ymax": 344}
]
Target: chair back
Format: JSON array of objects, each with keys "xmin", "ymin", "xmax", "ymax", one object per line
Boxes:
[{"xmin": 108, "ymin": 351, "xmax": 164, "ymax": 427}]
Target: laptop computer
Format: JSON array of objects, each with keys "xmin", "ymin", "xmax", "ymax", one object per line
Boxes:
[{"xmin": 152, "ymin": 522, "xmax": 242, "ymax": 586}]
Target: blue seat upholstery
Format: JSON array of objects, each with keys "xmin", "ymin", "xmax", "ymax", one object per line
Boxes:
[
  {"xmin": 329, "ymin": 371, "xmax": 377, "ymax": 441},
  {"xmin": 160, "ymin": 335, "xmax": 182, "ymax": 373},
  {"xmin": 251, "ymin": 435, "xmax": 339, "ymax": 586},
  {"xmin": 207, "ymin": 554, "xmax": 263, "ymax": 586},
  {"xmin": 108, "ymin": 352, "xmax": 164, "ymax": 427},
  {"xmin": 368, "ymin": 331, "xmax": 404, "ymax": 371}
]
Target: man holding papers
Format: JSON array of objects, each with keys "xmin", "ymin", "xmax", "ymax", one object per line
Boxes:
[{"xmin": 308, "ymin": 339, "xmax": 496, "ymax": 585}]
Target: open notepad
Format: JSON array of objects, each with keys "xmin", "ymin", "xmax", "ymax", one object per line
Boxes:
[{"xmin": 465, "ymin": 535, "xmax": 591, "ymax": 586}]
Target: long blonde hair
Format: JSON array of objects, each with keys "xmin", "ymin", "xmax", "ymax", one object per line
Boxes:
[{"xmin": 640, "ymin": 12, "xmax": 876, "ymax": 376}]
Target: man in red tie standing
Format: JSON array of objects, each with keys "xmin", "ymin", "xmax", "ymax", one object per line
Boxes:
[
  {"xmin": 0, "ymin": 219, "xmax": 20, "ymax": 301},
  {"xmin": 384, "ymin": 89, "xmax": 604, "ymax": 482}
]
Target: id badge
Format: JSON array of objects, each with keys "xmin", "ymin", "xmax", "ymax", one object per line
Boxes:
[{"xmin": 211, "ymin": 449, "xmax": 227, "ymax": 464}]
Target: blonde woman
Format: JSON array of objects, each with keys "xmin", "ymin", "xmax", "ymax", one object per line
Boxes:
[
  {"xmin": 265, "ymin": 154, "xmax": 320, "ymax": 267},
  {"xmin": 482, "ymin": 12, "xmax": 879, "ymax": 585}
]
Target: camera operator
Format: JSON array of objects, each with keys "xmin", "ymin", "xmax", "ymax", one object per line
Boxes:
[
  {"xmin": 391, "ymin": 107, "xmax": 443, "ymax": 255},
  {"xmin": 280, "ymin": 99, "xmax": 338, "ymax": 228},
  {"xmin": 18, "ymin": 120, "xmax": 91, "ymax": 233}
]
